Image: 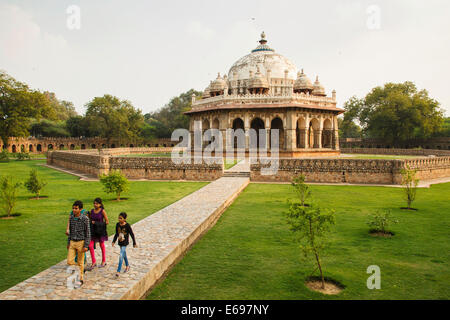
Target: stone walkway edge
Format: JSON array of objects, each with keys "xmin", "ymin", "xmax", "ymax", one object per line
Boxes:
[{"xmin": 0, "ymin": 176, "xmax": 249, "ymax": 300}]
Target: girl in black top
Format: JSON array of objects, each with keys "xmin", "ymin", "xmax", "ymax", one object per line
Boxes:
[{"xmin": 112, "ymin": 212, "xmax": 137, "ymax": 277}]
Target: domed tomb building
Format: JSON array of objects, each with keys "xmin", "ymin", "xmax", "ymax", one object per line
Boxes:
[{"xmin": 185, "ymin": 32, "xmax": 344, "ymax": 157}]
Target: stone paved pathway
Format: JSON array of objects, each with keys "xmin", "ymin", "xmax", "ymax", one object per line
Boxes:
[{"xmin": 0, "ymin": 176, "xmax": 249, "ymax": 300}]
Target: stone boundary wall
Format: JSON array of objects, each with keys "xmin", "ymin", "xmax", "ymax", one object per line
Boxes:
[
  {"xmin": 109, "ymin": 157, "xmax": 223, "ymax": 181},
  {"xmin": 47, "ymin": 148, "xmax": 223, "ymax": 181},
  {"xmin": 250, "ymin": 157, "xmax": 450, "ymax": 184},
  {"xmin": 341, "ymin": 147, "xmax": 450, "ymax": 157},
  {"xmin": 48, "ymin": 151, "xmax": 103, "ymax": 176},
  {"xmin": 403, "ymin": 157, "xmax": 450, "ymax": 181},
  {"xmin": 339, "ymin": 137, "xmax": 450, "ymax": 150}
]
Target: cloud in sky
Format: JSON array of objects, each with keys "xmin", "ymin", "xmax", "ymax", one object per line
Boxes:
[{"xmin": 0, "ymin": 0, "xmax": 449, "ymax": 116}]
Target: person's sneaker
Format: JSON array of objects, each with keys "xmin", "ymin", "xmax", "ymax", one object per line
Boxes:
[
  {"xmin": 99, "ymin": 262, "xmax": 107, "ymax": 268},
  {"xmin": 74, "ymin": 280, "xmax": 84, "ymax": 288},
  {"xmin": 124, "ymin": 266, "xmax": 130, "ymax": 273},
  {"xmin": 115, "ymin": 272, "xmax": 120, "ymax": 278}
]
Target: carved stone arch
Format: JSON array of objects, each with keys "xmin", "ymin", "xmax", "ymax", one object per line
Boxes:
[
  {"xmin": 202, "ymin": 118, "xmax": 210, "ymax": 130},
  {"xmin": 212, "ymin": 117, "xmax": 220, "ymax": 129},
  {"xmin": 322, "ymin": 118, "xmax": 333, "ymax": 148}
]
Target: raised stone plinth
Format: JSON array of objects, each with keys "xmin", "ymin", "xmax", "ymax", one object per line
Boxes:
[{"xmin": 0, "ymin": 177, "xmax": 249, "ymax": 300}]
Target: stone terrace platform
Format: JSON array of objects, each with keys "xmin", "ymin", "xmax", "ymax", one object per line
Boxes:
[{"xmin": 0, "ymin": 176, "xmax": 249, "ymax": 300}]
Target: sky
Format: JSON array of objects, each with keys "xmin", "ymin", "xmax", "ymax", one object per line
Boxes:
[{"xmin": 1, "ymin": 0, "xmax": 449, "ymax": 116}]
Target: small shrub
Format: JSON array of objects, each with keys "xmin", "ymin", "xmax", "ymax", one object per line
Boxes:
[
  {"xmin": 291, "ymin": 174, "xmax": 311, "ymax": 206},
  {"xmin": 367, "ymin": 210, "xmax": 398, "ymax": 234},
  {"xmin": 99, "ymin": 169, "xmax": 130, "ymax": 201},
  {"xmin": 16, "ymin": 152, "xmax": 31, "ymax": 161},
  {"xmin": 400, "ymin": 164, "xmax": 419, "ymax": 209},
  {"xmin": 24, "ymin": 169, "xmax": 47, "ymax": 199},
  {"xmin": 0, "ymin": 176, "xmax": 21, "ymax": 217},
  {"xmin": 0, "ymin": 150, "xmax": 10, "ymax": 162}
]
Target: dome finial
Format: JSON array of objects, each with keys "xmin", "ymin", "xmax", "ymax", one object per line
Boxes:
[{"xmin": 259, "ymin": 31, "xmax": 267, "ymax": 45}]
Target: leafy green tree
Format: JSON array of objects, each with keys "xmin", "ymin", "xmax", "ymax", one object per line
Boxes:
[
  {"xmin": 291, "ymin": 174, "xmax": 312, "ymax": 206},
  {"xmin": 16, "ymin": 152, "xmax": 30, "ymax": 161},
  {"xmin": 30, "ymin": 119, "xmax": 70, "ymax": 137},
  {"xmin": 0, "ymin": 175, "xmax": 21, "ymax": 217},
  {"xmin": 285, "ymin": 201, "xmax": 336, "ymax": 289},
  {"xmin": 357, "ymin": 82, "xmax": 444, "ymax": 144},
  {"xmin": 85, "ymin": 94, "xmax": 144, "ymax": 144},
  {"xmin": 66, "ymin": 115, "xmax": 92, "ymax": 137},
  {"xmin": 145, "ymin": 89, "xmax": 202, "ymax": 138},
  {"xmin": 367, "ymin": 210, "xmax": 398, "ymax": 234},
  {"xmin": 0, "ymin": 71, "xmax": 53, "ymax": 146},
  {"xmin": 24, "ymin": 169, "xmax": 47, "ymax": 199},
  {"xmin": 434, "ymin": 117, "xmax": 450, "ymax": 137},
  {"xmin": 42, "ymin": 91, "xmax": 77, "ymax": 121},
  {"xmin": 400, "ymin": 164, "xmax": 419, "ymax": 209},
  {"xmin": 0, "ymin": 149, "xmax": 9, "ymax": 162},
  {"xmin": 99, "ymin": 169, "xmax": 130, "ymax": 201}
]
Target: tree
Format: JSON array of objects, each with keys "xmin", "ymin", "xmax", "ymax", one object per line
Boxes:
[
  {"xmin": 24, "ymin": 169, "xmax": 47, "ymax": 199},
  {"xmin": 400, "ymin": 164, "xmax": 419, "ymax": 210},
  {"xmin": 0, "ymin": 175, "xmax": 21, "ymax": 217},
  {"xmin": 66, "ymin": 115, "xmax": 91, "ymax": 137},
  {"xmin": 145, "ymin": 89, "xmax": 202, "ymax": 138},
  {"xmin": 285, "ymin": 201, "xmax": 335, "ymax": 289},
  {"xmin": 0, "ymin": 71, "xmax": 53, "ymax": 146},
  {"xmin": 291, "ymin": 174, "xmax": 312, "ymax": 206},
  {"xmin": 357, "ymin": 82, "xmax": 444, "ymax": 144},
  {"xmin": 30, "ymin": 119, "xmax": 70, "ymax": 137},
  {"xmin": 99, "ymin": 169, "xmax": 130, "ymax": 201},
  {"xmin": 42, "ymin": 91, "xmax": 77, "ymax": 121},
  {"xmin": 85, "ymin": 94, "xmax": 144, "ymax": 144},
  {"xmin": 338, "ymin": 96, "xmax": 363, "ymax": 138},
  {"xmin": 0, "ymin": 149, "xmax": 9, "ymax": 162},
  {"xmin": 434, "ymin": 117, "xmax": 450, "ymax": 137}
]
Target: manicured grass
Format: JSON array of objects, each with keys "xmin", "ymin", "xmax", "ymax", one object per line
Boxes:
[
  {"xmin": 147, "ymin": 182, "xmax": 450, "ymax": 300},
  {"xmin": 224, "ymin": 159, "xmax": 239, "ymax": 170},
  {"xmin": 0, "ymin": 160, "xmax": 207, "ymax": 293},
  {"xmin": 343, "ymin": 154, "xmax": 425, "ymax": 160}
]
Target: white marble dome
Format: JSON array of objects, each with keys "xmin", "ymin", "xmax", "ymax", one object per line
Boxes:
[{"xmin": 228, "ymin": 32, "xmax": 298, "ymax": 81}]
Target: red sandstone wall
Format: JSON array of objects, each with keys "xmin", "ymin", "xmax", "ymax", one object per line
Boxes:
[
  {"xmin": 250, "ymin": 157, "xmax": 450, "ymax": 185},
  {"xmin": 47, "ymin": 150, "xmax": 223, "ymax": 181},
  {"xmin": 341, "ymin": 148, "xmax": 450, "ymax": 157}
]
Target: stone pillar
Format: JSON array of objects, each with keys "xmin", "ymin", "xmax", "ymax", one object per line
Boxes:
[
  {"xmin": 285, "ymin": 110, "xmax": 296, "ymax": 151},
  {"xmin": 333, "ymin": 116, "xmax": 340, "ymax": 150},
  {"xmin": 314, "ymin": 131, "xmax": 322, "ymax": 148},
  {"xmin": 265, "ymin": 128, "xmax": 270, "ymax": 151},
  {"xmin": 98, "ymin": 155, "xmax": 110, "ymax": 176},
  {"xmin": 244, "ymin": 113, "xmax": 250, "ymax": 151}
]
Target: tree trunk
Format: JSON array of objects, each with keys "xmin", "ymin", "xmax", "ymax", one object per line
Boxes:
[
  {"xmin": 314, "ymin": 250, "xmax": 325, "ymax": 289},
  {"xmin": 117, "ymin": 193, "xmax": 120, "ymax": 201},
  {"xmin": 309, "ymin": 218, "xmax": 324, "ymax": 289}
]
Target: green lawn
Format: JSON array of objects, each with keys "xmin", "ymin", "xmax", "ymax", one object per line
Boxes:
[
  {"xmin": 224, "ymin": 159, "xmax": 239, "ymax": 170},
  {"xmin": 0, "ymin": 160, "xmax": 207, "ymax": 293},
  {"xmin": 147, "ymin": 182, "xmax": 450, "ymax": 300}
]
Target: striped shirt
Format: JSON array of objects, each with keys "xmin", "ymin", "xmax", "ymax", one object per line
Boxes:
[{"xmin": 67, "ymin": 214, "xmax": 91, "ymax": 248}]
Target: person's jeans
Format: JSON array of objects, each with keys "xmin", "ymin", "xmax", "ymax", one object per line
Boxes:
[
  {"xmin": 67, "ymin": 240, "xmax": 85, "ymax": 281},
  {"xmin": 117, "ymin": 245, "xmax": 129, "ymax": 272}
]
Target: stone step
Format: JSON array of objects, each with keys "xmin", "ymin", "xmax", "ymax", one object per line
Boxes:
[{"xmin": 223, "ymin": 171, "xmax": 250, "ymax": 177}]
